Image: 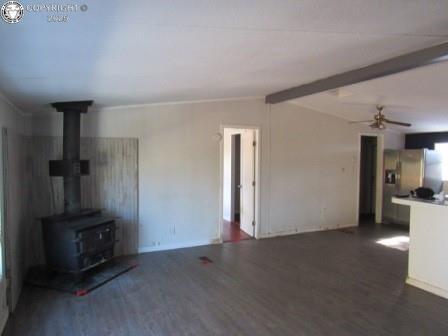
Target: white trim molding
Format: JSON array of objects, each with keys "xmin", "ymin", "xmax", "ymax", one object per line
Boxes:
[
  {"xmin": 218, "ymin": 125, "xmax": 261, "ymax": 241},
  {"xmin": 259, "ymin": 223, "xmax": 357, "ymax": 239},
  {"xmin": 138, "ymin": 239, "xmax": 219, "ymax": 254},
  {"xmin": 355, "ymin": 132, "xmax": 385, "ymax": 225},
  {"xmin": 406, "ymin": 277, "xmax": 448, "ymax": 299},
  {"xmin": 0, "ymin": 91, "xmax": 28, "ymax": 117},
  {"xmin": 100, "ymin": 96, "xmax": 263, "ymax": 112}
]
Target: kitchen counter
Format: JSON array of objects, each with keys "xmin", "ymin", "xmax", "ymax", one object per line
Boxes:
[
  {"xmin": 393, "ymin": 196, "xmax": 448, "ymax": 207},
  {"xmin": 392, "ymin": 196, "xmax": 448, "ymax": 299}
]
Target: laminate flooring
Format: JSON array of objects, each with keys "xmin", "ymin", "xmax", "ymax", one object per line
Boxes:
[{"xmin": 5, "ymin": 224, "xmax": 448, "ymax": 336}]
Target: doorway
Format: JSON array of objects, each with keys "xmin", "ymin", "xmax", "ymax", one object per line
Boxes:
[
  {"xmin": 221, "ymin": 127, "xmax": 259, "ymax": 243},
  {"xmin": 358, "ymin": 135, "xmax": 378, "ymax": 225}
]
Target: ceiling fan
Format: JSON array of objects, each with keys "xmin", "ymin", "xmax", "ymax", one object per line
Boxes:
[{"xmin": 350, "ymin": 105, "xmax": 412, "ymax": 130}]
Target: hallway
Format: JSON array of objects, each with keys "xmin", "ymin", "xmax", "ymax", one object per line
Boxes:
[{"xmin": 222, "ymin": 220, "xmax": 252, "ymax": 243}]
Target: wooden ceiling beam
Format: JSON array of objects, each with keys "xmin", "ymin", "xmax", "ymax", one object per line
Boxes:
[{"xmin": 265, "ymin": 42, "xmax": 448, "ymax": 104}]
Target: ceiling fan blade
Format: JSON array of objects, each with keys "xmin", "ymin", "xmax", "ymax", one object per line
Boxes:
[{"xmin": 384, "ymin": 119, "xmax": 412, "ymax": 127}]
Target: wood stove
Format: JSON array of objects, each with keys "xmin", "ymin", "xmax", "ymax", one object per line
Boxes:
[{"xmin": 41, "ymin": 101, "xmax": 117, "ymax": 274}]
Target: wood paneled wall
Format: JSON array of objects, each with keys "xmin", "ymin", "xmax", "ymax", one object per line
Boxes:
[{"xmin": 30, "ymin": 137, "xmax": 138, "ymax": 264}]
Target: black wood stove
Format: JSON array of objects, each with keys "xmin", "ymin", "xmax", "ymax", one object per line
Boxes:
[{"xmin": 41, "ymin": 101, "xmax": 117, "ymax": 274}]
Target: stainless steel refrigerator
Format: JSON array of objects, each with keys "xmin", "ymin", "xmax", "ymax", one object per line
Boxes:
[{"xmin": 383, "ymin": 149, "xmax": 443, "ymax": 225}]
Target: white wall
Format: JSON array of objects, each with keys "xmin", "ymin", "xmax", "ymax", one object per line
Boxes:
[
  {"xmin": 31, "ymin": 98, "xmax": 404, "ymax": 251},
  {"xmin": 0, "ymin": 94, "xmax": 28, "ymax": 134},
  {"xmin": 33, "ymin": 99, "xmax": 268, "ymax": 251},
  {"xmin": 268, "ymin": 103, "xmax": 403, "ymax": 236},
  {"xmin": 0, "ymin": 93, "xmax": 29, "ymax": 325}
]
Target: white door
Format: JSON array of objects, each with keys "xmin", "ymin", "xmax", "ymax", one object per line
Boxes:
[{"xmin": 240, "ymin": 129, "xmax": 255, "ymax": 237}]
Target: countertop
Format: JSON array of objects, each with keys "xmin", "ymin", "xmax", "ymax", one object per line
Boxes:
[{"xmin": 392, "ymin": 196, "xmax": 448, "ymax": 207}]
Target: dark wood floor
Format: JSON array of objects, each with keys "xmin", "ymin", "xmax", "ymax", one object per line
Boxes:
[{"xmin": 5, "ymin": 224, "xmax": 448, "ymax": 336}]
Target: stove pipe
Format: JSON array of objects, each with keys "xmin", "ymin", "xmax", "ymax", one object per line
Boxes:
[{"xmin": 50, "ymin": 101, "xmax": 93, "ymax": 213}]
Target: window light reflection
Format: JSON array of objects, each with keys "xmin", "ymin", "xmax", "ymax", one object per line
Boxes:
[{"xmin": 376, "ymin": 236, "xmax": 409, "ymax": 251}]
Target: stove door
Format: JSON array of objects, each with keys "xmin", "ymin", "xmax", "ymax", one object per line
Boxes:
[{"xmin": 78, "ymin": 222, "xmax": 115, "ymax": 255}]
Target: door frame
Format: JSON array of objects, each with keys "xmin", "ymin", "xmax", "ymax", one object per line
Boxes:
[
  {"xmin": 0, "ymin": 129, "xmax": 8, "ymax": 331},
  {"xmin": 219, "ymin": 125, "xmax": 261, "ymax": 241},
  {"xmin": 356, "ymin": 133, "xmax": 384, "ymax": 225}
]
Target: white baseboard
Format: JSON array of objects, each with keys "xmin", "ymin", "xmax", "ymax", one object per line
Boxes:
[
  {"xmin": 138, "ymin": 224, "xmax": 358, "ymax": 253},
  {"xmin": 138, "ymin": 239, "xmax": 218, "ymax": 254},
  {"xmin": 406, "ymin": 277, "xmax": 448, "ymax": 299},
  {"xmin": 259, "ymin": 223, "xmax": 357, "ymax": 239}
]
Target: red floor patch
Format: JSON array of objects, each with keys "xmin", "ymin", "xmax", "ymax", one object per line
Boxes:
[
  {"xmin": 75, "ymin": 289, "xmax": 88, "ymax": 296},
  {"xmin": 199, "ymin": 256, "xmax": 213, "ymax": 265}
]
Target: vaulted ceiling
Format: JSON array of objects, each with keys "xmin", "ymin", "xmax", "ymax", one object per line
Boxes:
[
  {"xmin": 293, "ymin": 61, "xmax": 448, "ymax": 133},
  {"xmin": 1, "ymin": 0, "xmax": 448, "ymax": 131}
]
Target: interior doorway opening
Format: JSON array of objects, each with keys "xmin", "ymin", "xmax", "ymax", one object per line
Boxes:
[
  {"xmin": 221, "ymin": 127, "xmax": 259, "ymax": 243},
  {"xmin": 359, "ymin": 135, "xmax": 378, "ymax": 225}
]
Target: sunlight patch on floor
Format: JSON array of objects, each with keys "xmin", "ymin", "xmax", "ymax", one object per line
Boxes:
[{"xmin": 376, "ymin": 236, "xmax": 409, "ymax": 251}]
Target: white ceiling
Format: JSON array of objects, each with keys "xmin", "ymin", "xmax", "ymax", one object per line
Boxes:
[
  {"xmin": 293, "ymin": 61, "xmax": 448, "ymax": 133},
  {"xmin": 1, "ymin": 0, "xmax": 448, "ymax": 128}
]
